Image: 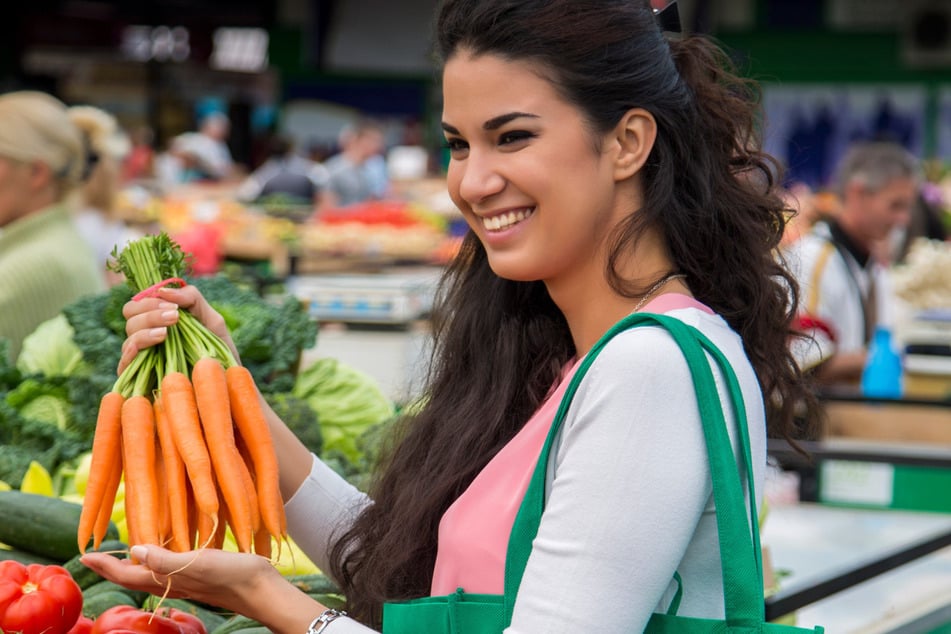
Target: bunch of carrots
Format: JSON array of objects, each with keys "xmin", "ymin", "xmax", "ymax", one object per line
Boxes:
[{"xmin": 78, "ymin": 233, "xmax": 286, "ymax": 561}]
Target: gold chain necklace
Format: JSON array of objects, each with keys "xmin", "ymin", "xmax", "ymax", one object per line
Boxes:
[{"xmin": 632, "ymin": 273, "xmax": 688, "ymax": 313}]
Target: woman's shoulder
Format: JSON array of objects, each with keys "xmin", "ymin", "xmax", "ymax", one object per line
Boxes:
[
  {"xmin": 598, "ymin": 307, "xmax": 743, "ymax": 361},
  {"xmin": 579, "ymin": 307, "xmax": 754, "ymax": 398}
]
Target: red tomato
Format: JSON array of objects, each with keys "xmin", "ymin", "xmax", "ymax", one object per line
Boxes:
[
  {"xmin": 155, "ymin": 607, "xmax": 208, "ymax": 634},
  {"xmin": 0, "ymin": 561, "xmax": 83, "ymax": 634},
  {"xmin": 66, "ymin": 615, "xmax": 95, "ymax": 634},
  {"xmin": 92, "ymin": 605, "xmax": 185, "ymax": 634}
]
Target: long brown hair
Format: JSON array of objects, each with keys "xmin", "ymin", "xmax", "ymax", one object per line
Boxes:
[{"xmin": 330, "ymin": 0, "xmax": 817, "ymax": 625}]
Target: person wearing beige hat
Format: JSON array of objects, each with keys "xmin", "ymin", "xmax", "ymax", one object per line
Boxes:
[
  {"xmin": 67, "ymin": 104, "xmax": 142, "ymax": 286},
  {"xmin": 0, "ymin": 91, "xmax": 105, "ymax": 362}
]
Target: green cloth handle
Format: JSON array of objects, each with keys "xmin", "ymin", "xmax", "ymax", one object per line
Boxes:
[{"xmin": 503, "ymin": 313, "xmax": 762, "ymax": 624}]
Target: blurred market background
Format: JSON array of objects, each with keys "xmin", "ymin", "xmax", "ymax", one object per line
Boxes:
[{"xmin": 2, "ymin": 1, "xmax": 951, "ymax": 632}]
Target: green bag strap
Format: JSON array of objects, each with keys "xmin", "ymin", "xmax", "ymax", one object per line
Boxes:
[{"xmin": 502, "ymin": 313, "xmax": 765, "ymax": 627}]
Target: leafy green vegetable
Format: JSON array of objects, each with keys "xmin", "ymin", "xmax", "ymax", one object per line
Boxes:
[
  {"xmin": 264, "ymin": 392, "xmax": 322, "ymax": 455},
  {"xmin": 0, "ymin": 340, "xmax": 21, "ymax": 391},
  {"xmin": 61, "ymin": 284, "xmax": 133, "ymax": 381},
  {"xmin": 16, "ymin": 315, "xmax": 87, "ymax": 377},
  {"xmin": 193, "ymin": 275, "xmax": 317, "ymax": 393},
  {"xmin": 293, "ymin": 357, "xmax": 396, "ymax": 464},
  {"xmin": 0, "ymin": 399, "xmax": 88, "ymax": 488},
  {"xmin": 4, "ymin": 375, "xmax": 101, "ymax": 439}
]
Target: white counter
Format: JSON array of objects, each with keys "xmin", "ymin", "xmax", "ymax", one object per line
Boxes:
[{"xmin": 762, "ymin": 503, "xmax": 951, "ymax": 633}]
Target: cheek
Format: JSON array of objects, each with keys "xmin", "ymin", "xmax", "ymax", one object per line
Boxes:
[{"xmin": 445, "ymin": 167, "xmax": 470, "ymax": 218}]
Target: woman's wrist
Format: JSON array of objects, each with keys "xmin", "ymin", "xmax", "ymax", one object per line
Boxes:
[{"xmin": 244, "ymin": 567, "xmax": 329, "ymax": 634}]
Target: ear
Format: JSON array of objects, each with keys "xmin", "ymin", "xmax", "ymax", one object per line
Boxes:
[
  {"xmin": 28, "ymin": 161, "xmax": 54, "ymax": 191},
  {"xmin": 611, "ymin": 108, "xmax": 657, "ymax": 181}
]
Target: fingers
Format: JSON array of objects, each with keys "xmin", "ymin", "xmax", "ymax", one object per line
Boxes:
[
  {"xmin": 117, "ymin": 299, "xmax": 179, "ymax": 375},
  {"xmin": 79, "ymin": 549, "xmax": 191, "ymax": 599},
  {"xmin": 117, "ymin": 284, "xmax": 239, "ymax": 374}
]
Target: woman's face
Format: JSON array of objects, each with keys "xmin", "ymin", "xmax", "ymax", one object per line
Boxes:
[
  {"xmin": 441, "ymin": 51, "xmax": 622, "ymax": 285},
  {"xmin": 0, "ymin": 156, "xmax": 34, "ymax": 228}
]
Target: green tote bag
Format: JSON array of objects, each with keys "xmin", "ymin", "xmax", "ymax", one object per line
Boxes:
[{"xmin": 383, "ymin": 313, "xmax": 824, "ymax": 633}]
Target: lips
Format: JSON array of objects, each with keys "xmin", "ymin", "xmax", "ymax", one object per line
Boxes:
[{"xmin": 481, "ymin": 207, "xmax": 535, "ymax": 232}]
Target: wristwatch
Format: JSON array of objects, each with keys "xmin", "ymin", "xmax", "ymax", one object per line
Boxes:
[{"xmin": 307, "ymin": 608, "xmax": 348, "ymax": 633}]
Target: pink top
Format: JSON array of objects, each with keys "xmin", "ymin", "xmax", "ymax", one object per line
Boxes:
[{"xmin": 430, "ymin": 294, "xmax": 714, "ymax": 595}]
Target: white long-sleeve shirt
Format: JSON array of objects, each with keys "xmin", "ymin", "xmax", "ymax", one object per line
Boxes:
[{"xmin": 284, "ymin": 305, "xmax": 766, "ymax": 633}]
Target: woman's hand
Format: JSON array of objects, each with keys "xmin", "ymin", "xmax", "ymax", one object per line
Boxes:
[
  {"xmin": 80, "ymin": 546, "xmax": 324, "ymax": 632},
  {"xmin": 118, "ymin": 285, "xmax": 239, "ymax": 375}
]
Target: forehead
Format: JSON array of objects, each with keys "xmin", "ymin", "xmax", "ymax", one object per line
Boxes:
[
  {"xmin": 874, "ymin": 177, "xmax": 917, "ymax": 198},
  {"xmin": 442, "ymin": 52, "xmax": 562, "ymax": 119}
]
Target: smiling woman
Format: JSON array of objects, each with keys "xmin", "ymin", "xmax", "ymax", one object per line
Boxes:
[
  {"xmin": 0, "ymin": 91, "xmax": 106, "ymax": 362},
  {"xmin": 78, "ymin": 1, "xmax": 823, "ymax": 633}
]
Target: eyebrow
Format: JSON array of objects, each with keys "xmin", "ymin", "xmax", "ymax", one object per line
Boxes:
[{"xmin": 441, "ymin": 111, "xmax": 540, "ymax": 135}]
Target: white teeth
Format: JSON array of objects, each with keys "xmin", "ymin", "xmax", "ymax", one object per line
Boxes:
[{"xmin": 483, "ymin": 208, "xmax": 533, "ymax": 231}]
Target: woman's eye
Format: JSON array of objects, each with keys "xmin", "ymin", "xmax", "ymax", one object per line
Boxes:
[
  {"xmin": 499, "ymin": 130, "xmax": 535, "ymax": 146},
  {"xmin": 444, "ymin": 138, "xmax": 469, "ymax": 154}
]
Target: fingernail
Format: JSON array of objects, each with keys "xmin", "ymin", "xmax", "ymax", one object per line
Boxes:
[
  {"xmin": 161, "ymin": 310, "xmax": 179, "ymax": 321},
  {"xmin": 158, "ymin": 302, "xmax": 178, "ymax": 310},
  {"xmin": 130, "ymin": 545, "xmax": 148, "ymax": 562},
  {"xmin": 150, "ymin": 327, "xmax": 168, "ymax": 338}
]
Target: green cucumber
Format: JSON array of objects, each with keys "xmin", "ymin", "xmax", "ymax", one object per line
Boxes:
[
  {"xmin": 209, "ymin": 615, "xmax": 266, "ymax": 634},
  {"xmin": 83, "ymin": 579, "xmax": 148, "ymax": 607},
  {"xmin": 0, "ymin": 490, "xmax": 119, "ymax": 561},
  {"xmin": 283, "ymin": 572, "xmax": 340, "ymax": 595},
  {"xmin": 309, "ymin": 592, "xmax": 347, "ymax": 611},
  {"xmin": 0, "ymin": 546, "xmax": 58, "ymax": 565},
  {"xmin": 82, "ymin": 589, "xmax": 139, "ymax": 619},
  {"xmin": 64, "ymin": 539, "xmax": 128, "ymax": 589}
]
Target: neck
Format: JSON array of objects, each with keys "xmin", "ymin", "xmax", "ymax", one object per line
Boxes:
[
  {"xmin": 548, "ymin": 232, "xmax": 683, "ymax": 356},
  {"xmin": 834, "ymin": 208, "xmax": 872, "ymax": 253}
]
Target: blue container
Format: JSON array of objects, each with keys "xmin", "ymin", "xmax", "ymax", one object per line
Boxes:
[{"xmin": 861, "ymin": 326, "xmax": 903, "ymax": 399}]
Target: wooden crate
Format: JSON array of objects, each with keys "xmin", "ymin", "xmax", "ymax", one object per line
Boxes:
[{"xmin": 821, "ymin": 400, "xmax": 951, "ymax": 445}]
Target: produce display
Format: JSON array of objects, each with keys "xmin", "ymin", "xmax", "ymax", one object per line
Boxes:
[
  {"xmin": 302, "ymin": 200, "xmax": 454, "ymax": 261},
  {"xmin": 116, "ymin": 183, "xmax": 464, "ymax": 274},
  {"xmin": 0, "ymin": 231, "xmax": 401, "ymax": 629}
]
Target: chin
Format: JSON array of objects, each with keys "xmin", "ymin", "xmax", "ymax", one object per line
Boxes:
[{"xmin": 486, "ymin": 259, "xmax": 545, "ymax": 283}]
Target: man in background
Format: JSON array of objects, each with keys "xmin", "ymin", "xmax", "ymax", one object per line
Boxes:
[
  {"xmin": 320, "ymin": 118, "xmax": 387, "ymax": 208},
  {"xmin": 786, "ymin": 141, "xmax": 918, "ymax": 386}
]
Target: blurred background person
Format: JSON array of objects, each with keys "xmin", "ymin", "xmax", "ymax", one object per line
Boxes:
[
  {"xmin": 785, "ymin": 141, "xmax": 919, "ymax": 386},
  {"xmin": 320, "ymin": 117, "xmax": 387, "ymax": 208},
  {"xmin": 121, "ymin": 124, "xmax": 156, "ymax": 183},
  {"xmin": 235, "ymin": 133, "xmax": 329, "ymax": 209},
  {"xmin": 67, "ymin": 105, "xmax": 142, "ymax": 286},
  {"xmin": 0, "ymin": 91, "xmax": 106, "ymax": 362},
  {"xmin": 175, "ymin": 111, "xmax": 235, "ymax": 182}
]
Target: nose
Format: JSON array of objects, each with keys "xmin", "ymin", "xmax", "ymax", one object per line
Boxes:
[{"xmin": 455, "ymin": 150, "xmax": 505, "ymax": 206}]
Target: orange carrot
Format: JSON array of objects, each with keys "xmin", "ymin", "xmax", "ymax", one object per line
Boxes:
[
  {"xmin": 120, "ymin": 395, "xmax": 160, "ymax": 547},
  {"xmin": 154, "ymin": 432, "xmax": 170, "ymax": 546},
  {"xmin": 234, "ymin": 429, "xmax": 262, "ymax": 534},
  {"xmin": 155, "ymin": 395, "xmax": 192, "ymax": 552},
  {"xmin": 191, "ymin": 357, "xmax": 254, "ymax": 552},
  {"xmin": 78, "ymin": 391, "xmax": 125, "ymax": 553},
  {"xmin": 196, "ymin": 509, "xmax": 218, "ymax": 550},
  {"xmin": 91, "ymin": 458, "xmax": 122, "ymax": 551},
  {"xmin": 160, "ymin": 372, "xmax": 219, "ymax": 527},
  {"xmin": 226, "ymin": 365, "xmax": 287, "ymax": 543},
  {"xmin": 254, "ymin": 523, "xmax": 273, "ymax": 559},
  {"xmin": 186, "ymin": 480, "xmax": 199, "ymax": 550}
]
